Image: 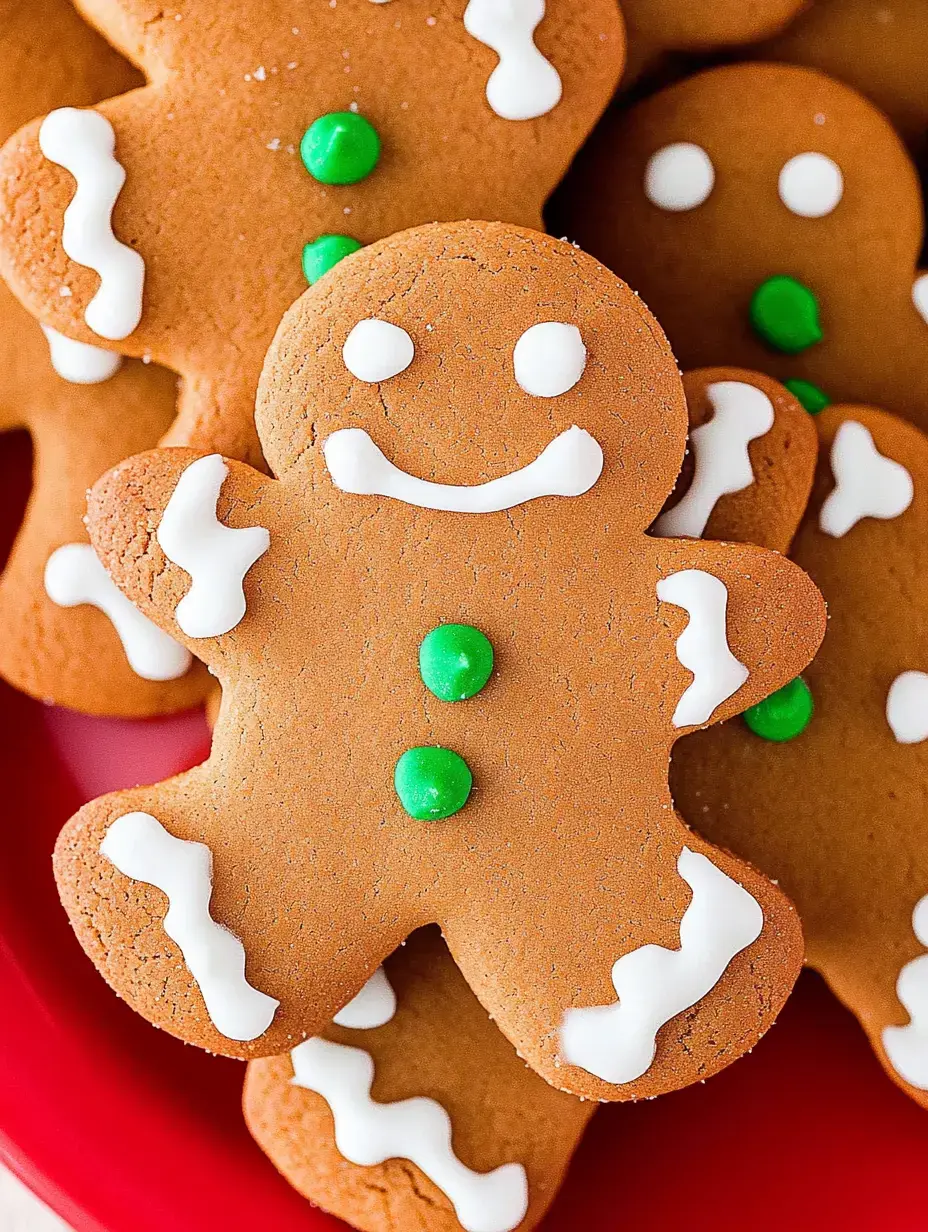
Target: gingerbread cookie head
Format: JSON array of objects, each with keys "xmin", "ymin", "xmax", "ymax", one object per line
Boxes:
[
  {"xmin": 0, "ymin": 0, "xmax": 209, "ymax": 715},
  {"xmin": 0, "ymin": 0, "xmax": 624, "ymax": 464},
  {"xmin": 554, "ymin": 63, "xmax": 928, "ymax": 433},
  {"xmin": 672, "ymin": 404, "xmax": 928, "ymax": 1110},
  {"xmin": 55, "ymin": 222, "xmax": 824, "ymax": 1104}
]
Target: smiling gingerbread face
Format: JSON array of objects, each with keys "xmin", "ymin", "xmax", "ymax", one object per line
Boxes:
[{"xmin": 555, "ymin": 63, "xmax": 928, "ymax": 432}]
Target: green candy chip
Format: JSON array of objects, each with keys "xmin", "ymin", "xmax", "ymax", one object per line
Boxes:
[
  {"xmin": 300, "ymin": 111, "xmax": 381, "ymax": 186},
  {"xmin": 302, "ymin": 234, "xmax": 362, "ymax": 284},
  {"xmin": 744, "ymin": 677, "xmax": 814, "ymax": 742},
  {"xmin": 419, "ymin": 624, "xmax": 494, "ymax": 702},
  {"xmin": 750, "ymin": 276, "xmax": 823, "ymax": 354},
  {"xmin": 394, "ymin": 747, "xmax": 473, "ymax": 821},
  {"xmin": 784, "ymin": 378, "xmax": 831, "ymax": 415}
]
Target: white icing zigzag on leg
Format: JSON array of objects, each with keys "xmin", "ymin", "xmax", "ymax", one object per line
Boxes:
[
  {"xmin": 291, "ymin": 1036, "xmax": 529, "ymax": 1232},
  {"xmin": 883, "ymin": 896, "xmax": 928, "ymax": 1090},
  {"xmin": 560, "ymin": 848, "xmax": 764, "ymax": 1085},
  {"xmin": 100, "ymin": 812, "xmax": 279, "ymax": 1042}
]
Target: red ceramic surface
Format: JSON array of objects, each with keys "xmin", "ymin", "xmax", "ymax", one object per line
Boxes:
[{"xmin": 1, "ymin": 435, "xmax": 928, "ymax": 1232}]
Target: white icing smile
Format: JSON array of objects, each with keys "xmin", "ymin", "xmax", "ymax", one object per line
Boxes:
[
  {"xmin": 100, "ymin": 812, "xmax": 279, "ymax": 1041},
  {"xmin": 560, "ymin": 848, "xmax": 764, "ymax": 1085},
  {"xmin": 883, "ymin": 895, "xmax": 928, "ymax": 1090},
  {"xmin": 323, "ymin": 426, "xmax": 603, "ymax": 513}
]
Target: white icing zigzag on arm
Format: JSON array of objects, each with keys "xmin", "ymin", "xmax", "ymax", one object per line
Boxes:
[
  {"xmin": 560, "ymin": 848, "xmax": 764, "ymax": 1085},
  {"xmin": 463, "ymin": 0, "xmax": 562, "ymax": 121},
  {"xmin": 819, "ymin": 420, "xmax": 913, "ymax": 538},
  {"xmin": 323, "ymin": 426, "xmax": 603, "ymax": 513},
  {"xmin": 657, "ymin": 569, "xmax": 749, "ymax": 727},
  {"xmin": 38, "ymin": 108, "xmax": 145, "ymax": 341},
  {"xmin": 333, "ymin": 967, "xmax": 397, "ymax": 1029},
  {"xmin": 100, "ymin": 812, "xmax": 279, "ymax": 1042},
  {"xmin": 44, "ymin": 543, "xmax": 191, "ymax": 682},
  {"xmin": 291, "ymin": 1036, "xmax": 529, "ymax": 1232},
  {"xmin": 883, "ymin": 896, "xmax": 928, "ymax": 1090},
  {"xmin": 654, "ymin": 381, "xmax": 775, "ymax": 539},
  {"xmin": 41, "ymin": 326, "xmax": 122, "ymax": 384},
  {"xmin": 156, "ymin": 454, "xmax": 270, "ymax": 639}
]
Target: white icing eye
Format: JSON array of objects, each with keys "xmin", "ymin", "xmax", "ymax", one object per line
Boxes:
[
  {"xmin": 342, "ymin": 319, "xmax": 415, "ymax": 383},
  {"xmin": 513, "ymin": 322, "xmax": 586, "ymax": 398},
  {"xmin": 913, "ymin": 273, "xmax": 928, "ymax": 325},
  {"xmin": 644, "ymin": 143, "xmax": 715, "ymax": 212},
  {"xmin": 778, "ymin": 152, "xmax": 843, "ymax": 218}
]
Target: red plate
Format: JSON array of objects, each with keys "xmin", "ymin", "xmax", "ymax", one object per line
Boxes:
[{"xmin": 1, "ymin": 438, "xmax": 928, "ymax": 1231}]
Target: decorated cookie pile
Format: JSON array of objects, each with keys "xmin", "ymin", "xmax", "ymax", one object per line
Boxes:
[{"xmin": 2, "ymin": 2, "xmax": 928, "ymax": 1230}]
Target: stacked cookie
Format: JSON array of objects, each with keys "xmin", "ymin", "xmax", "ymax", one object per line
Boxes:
[{"xmin": 0, "ymin": 3, "xmax": 924, "ymax": 1230}]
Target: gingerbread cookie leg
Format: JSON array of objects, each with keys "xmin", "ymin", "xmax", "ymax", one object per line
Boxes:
[{"xmin": 246, "ymin": 928, "xmax": 593, "ymax": 1232}]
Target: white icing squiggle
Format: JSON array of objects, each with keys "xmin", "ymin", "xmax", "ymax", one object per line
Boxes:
[
  {"xmin": 324, "ymin": 426, "xmax": 603, "ymax": 513},
  {"xmin": 38, "ymin": 108, "xmax": 145, "ymax": 341},
  {"xmin": 657, "ymin": 569, "xmax": 749, "ymax": 727},
  {"xmin": 886, "ymin": 671, "xmax": 928, "ymax": 745},
  {"xmin": 333, "ymin": 968, "xmax": 397, "ymax": 1029},
  {"xmin": 560, "ymin": 847, "xmax": 764, "ymax": 1085},
  {"xmin": 291, "ymin": 1036, "xmax": 529, "ymax": 1232},
  {"xmin": 654, "ymin": 382, "xmax": 775, "ymax": 539},
  {"xmin": 819, "ymin": 420, "xmax": 914, "ymax": 538},
  {"xmin": 100, "ymin": 812, "xmax": 279, "ymax": 1041},
  {"xmin": 41, "ymin": 326, "xmax": 122, "ymax": 384},
  {"xmin": 156, "ymin": 454, "xmax": 270, "ymax": 639},
  {"xmin": 883, "ymin": 896, "xmax": 928, "ymax": 1090},
  {"xmin": 44, "ymin": 543, "xmax": 191, "ymax": 682},
  {"xmin": 913, "ymin": 273, "xmax": 928, "ymax": 326},
  {"xmin": 463, "ymin": 0, "xmax": 562, "ymax": 121}
]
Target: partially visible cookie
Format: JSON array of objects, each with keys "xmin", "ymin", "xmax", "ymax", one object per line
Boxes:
[
  {"xmin": 0, "ymin": 0, "xmax": 208, "ymax": 715},
  {"xmin": 673, "ymin": 404, "xmax": 928, "ymax": 1110},
  {"xmin": 554, "ymin": 64, "xmax": 928, "ymax": 434},
  {"xmin": 245, "ymin": 928, "xmax": 592, "ymax": 1232}
]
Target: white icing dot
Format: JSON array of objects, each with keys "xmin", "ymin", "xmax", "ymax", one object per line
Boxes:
[
  {"xmin": 644, "ymin": 143, "xmax": 715, "ymax": 212},
  {"xmin": 886, "ymin": 671, "xmax": 928, "ymax": 745},
  {"xmin": 513, "ymin": 322, "xmax": 586, "ymax": 398},
  {"xmin": 913, "ymin": 273, "xmax": 928, "ymax": 325},
  {"xmin": 343, "ymin": 319, "xmax": 415, "ymax": 383},
  {"xmin": 778, "ymin": 152, "xmax": 843, "ymax": 218}
]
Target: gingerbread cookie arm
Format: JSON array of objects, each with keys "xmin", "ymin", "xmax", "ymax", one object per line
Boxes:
[
  {"xmin": 85, "ymin": 447, "xmax": 277, "ymax": 675},
  {"xmin": 245, "ymin": 928, "xmax": 592, "ymax": 1232},
  {"xmin": 0, "ymin": 357, "xmax": 211, "ymax": 715}
]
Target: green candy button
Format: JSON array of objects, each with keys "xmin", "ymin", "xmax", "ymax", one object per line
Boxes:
[
  {"xmin": 419, "ymin": 624, "xmax": 494, "ymax": 702},
  {"xmin": 744, "ymin": 677, "xmax": 814, "ymax": 742},
  {"xmin": 394, "ymin": 747, "xmax": 473, "ymax": 821},
  {"xmin": 301, "ymin": 111, "xmax": 380, "ymax": 185},
  {"xmin": 750, "ymin": 276, "xmax": 822, "ymax": 354},
  {"xmin": 784, "ymin": 378, "xmax": 831, "ymax": 415},
  {"xmin": 302, "ymin": 234, "xmax": 362, "ymax": 284}
]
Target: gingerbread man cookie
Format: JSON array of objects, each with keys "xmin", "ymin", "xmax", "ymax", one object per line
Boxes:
[
  {"xmin": 54, "ymin": 223, "xmax": 824, "ymax": 1103},
  {"xmin": 554, "ymin": 63, "xmax": 928, "ymax": 433},
  {"xmin": 0, "ymin": 0, "xmax": 623, "ymax": 467},
  {"xmin": 241, "ymin": 365, "xmax": 818, "ymax": 1232},
  {"xmin": 0, "ymin": 0, "xmax": 208, "ymax": 716},
  {"xmin": 754, "ymin": 0, "xmax": 928, "ymax": 162},
  {"xmin": 672, "ymin": 404, "xmax": 928, "ymax": 1111}
]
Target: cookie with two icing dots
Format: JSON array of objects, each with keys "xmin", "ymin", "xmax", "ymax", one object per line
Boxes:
[
  {"xmin": 53, "ymin": 222, "xmax": 824, "ymax": 1105},
  {"xmin": 0, "ymin": 0, "xmax": 624, "ymax": 468},
  {"xmin": 240, "ymin": 365, "xmax": 817, "ymax": 1232},
  {"xmin": 753, "ymin": 0, "xmax": 928, "ymax": 161},
  {"xmin": 554, "ymin": 63, "xmax": 928, "ymax": 433},
  {"xmin": 672, "ymin": 403, "xmax": 928, "ymax": 1112},
  {"xmin": 0, "ymin": 0, "xmax": 208, "ymax": 717}
]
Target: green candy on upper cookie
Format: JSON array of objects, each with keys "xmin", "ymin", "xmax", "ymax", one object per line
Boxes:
[
  {"xmin": 419, "ymin": 624, "xmax": 494, "ymax": 702},
  {"xmin": 394, "ymin": 747, "xmax": 473, "ymax": 821},
  {"xmin": 750, "ymin": 276, "xmax": 822, "ymax": 354},
  {"xmin": 744, "ymin": 677, "xmax": 813, "ymax": 742},
  {"xmin": 300, "ymin": 111, "xmax": 380, "ymax": 185},
  {"xmin": 784, "ymin": 378, "xmax": 831, "ymax": 415},
  {"xmin": 302, "ymin": 234, "xmax": 362, "ymax": 285}
]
